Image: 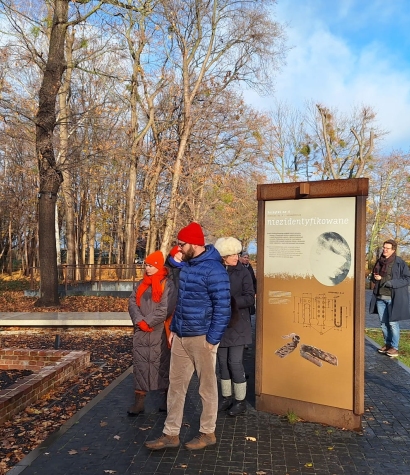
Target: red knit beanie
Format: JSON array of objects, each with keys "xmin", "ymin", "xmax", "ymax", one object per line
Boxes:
[
  {"xmin": 144, "ymin": 250, "xmax": 164, "ymax": 269},
  {"xmin": 177, "ymin": 222, "xmax": 205, "ymax": 246},
  {"xmin": 169, "ymin": 245, "xmax": 180, "ymax": 258}
]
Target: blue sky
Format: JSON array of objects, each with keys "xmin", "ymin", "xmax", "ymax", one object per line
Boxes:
[{"xmin": 246, "ymin": 0, "xmax": 410, "ymax": 154}]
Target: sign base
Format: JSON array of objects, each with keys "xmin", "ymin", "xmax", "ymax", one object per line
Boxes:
[{"xmin": 256, "ymin": 393, "xmax": 362, "ymax": 431}]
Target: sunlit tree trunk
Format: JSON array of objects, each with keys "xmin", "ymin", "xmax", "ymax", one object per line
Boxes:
[{"xmin": 35, "ymin": 1, "xmax": 68, "ymax": 306}]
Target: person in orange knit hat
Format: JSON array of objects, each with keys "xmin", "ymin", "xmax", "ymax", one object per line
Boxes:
[{"xmin": 128, "ymin": 250, "xmax": 177, "ymax": 415}]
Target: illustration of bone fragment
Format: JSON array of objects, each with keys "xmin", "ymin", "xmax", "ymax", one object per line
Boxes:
[
  {"xmin": 275, "ymin": 333, "xmax": 301, "ymax": 358},
  {"xmin": 299, "ymin": 349, "xmax": 322, "ymax": 367},
  {"xmin": 299, "ymin": 344, "xmax": 338, "ymax": 367}
]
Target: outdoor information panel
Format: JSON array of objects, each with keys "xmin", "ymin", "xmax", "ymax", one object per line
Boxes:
[{"xmin": 255, "ymin": 179, "xmax": 368, "ymax": 430}]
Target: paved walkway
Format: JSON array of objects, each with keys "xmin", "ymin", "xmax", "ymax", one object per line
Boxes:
[{"xmin": 4, "ymin": 290, "xmax": 410, "ymax": 475}]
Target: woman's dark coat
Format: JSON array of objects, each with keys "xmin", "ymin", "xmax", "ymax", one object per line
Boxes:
[
  {"xmin": 165, "ymin": 255, "xmax": 184, "ymax": 294},
  {"xmin": 369, "ymin": 255, "xmax": 410, "ymax": 322},
  {"xmin": 128, "ymin": 278, "xmax": 176, "ymax": 392},
  {"xmin": 220, "ymin": 261, "xmax": 255, "ymax": 347}
]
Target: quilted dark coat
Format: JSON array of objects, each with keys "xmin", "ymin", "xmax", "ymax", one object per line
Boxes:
[
  {"xmin": 170, "ymin": 244, "xmax": 231, "ymax": 345},
  {"xmin": 128, "ymin": 278, "xmax": 177, "ymax": 392},
  {"xmin": 220, "ymin": 261, "xmax": 255, "ymax": 347},
  {"xmin": 165, "ymin": 255, "xmax": 185, "ymax": 294},
  {"xmin": 369, "ymin": 255, "xmax": 410, "ymax": 322}
]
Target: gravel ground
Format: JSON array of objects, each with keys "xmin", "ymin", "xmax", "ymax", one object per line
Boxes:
[{"xmin": 0, "ymin": 328, "xmax": 133, "ymax": 474}]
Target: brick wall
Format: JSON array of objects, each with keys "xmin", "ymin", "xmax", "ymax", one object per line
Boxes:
[
  {"xmin": 0, "ymin": 350, "xmax": 90, "ymax": 425},
  {"xmin": 0, "ymin": 349, "xmax": 71, "ymax": 371}
]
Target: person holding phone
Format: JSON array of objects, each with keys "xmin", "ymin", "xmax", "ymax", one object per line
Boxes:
[{"xmin": 369, "ymin": 239, "xmax": 410, "ymax": 357}]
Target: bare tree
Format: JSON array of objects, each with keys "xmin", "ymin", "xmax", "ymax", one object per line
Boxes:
[
  {"xmin": 112, "ymin": 4, "xmax": 169, "ymax": 275},
  {"xmin": 158, "ymin": 0, "xmax": 287, "ymax": 251},
  {"xmin": 261, "ymin": 102, "xmax": 310, "ymax": 183},
  {"xmin": 313, "ymin": 103, "xmax": 384, "ymax": 179},
  {"xmin": 366, "ymin": 152, "xmax": 410, "ymax": 268}
]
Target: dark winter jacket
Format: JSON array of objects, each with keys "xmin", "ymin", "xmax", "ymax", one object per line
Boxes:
[
  {"xmin": 369, "ymin": 255, "xmax": 410, "ymax": 322},
  {"xmin": 220, "ymin": 261, "xmax": 254, "ymax": 347},
  {"xmin": 170, "ymin": 244, "xmax": 231, "ymax": 345},
  {"xmin": 243, "ymin": 262, "xmax": 257, "ymax": 315},
  {"xmin": 165, "ymin": 255, "xmax": 186, "ymax": 294},
  {"xmin": 128, "ymin": 278, "xmax": 177, "ymax": 392},
  {"xmin": 244, "ymin": 263, "xmax": 257, "ymax": 292}
]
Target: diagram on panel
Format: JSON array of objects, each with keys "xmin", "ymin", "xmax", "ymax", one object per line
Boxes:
[{"xmin": 293, "ymin": 292, "xmax": 350, "ymax": 334}]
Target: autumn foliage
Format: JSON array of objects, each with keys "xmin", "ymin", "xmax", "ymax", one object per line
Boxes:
[{"xmin": 0, "ymin": 291, "xmax": 128, "ymax": 313}]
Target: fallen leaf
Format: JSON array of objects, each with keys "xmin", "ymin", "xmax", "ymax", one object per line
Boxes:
[
  {"xmin": 304, "ymin": 462, "xmax": 313, "ymax": 467},
  {"xmin": 100, "ymin": 422, "xmax": 108, "ymax": 427},
  {"xmin": 138, "ymin": 426, "xmax": 151, "ymax": 431},
  {"xmin": 68, "ymin": 449, "xmax": 78, "ymax": 455},
  {"xmin": 245, "ymin": 436, "xmax": 257, "ymax": 442},
  {"xmin": 113, "ymin": 435, "xmax": 120, "ymax": 440},
  {"xmin": 256, "ymin": 471, "xmax": 267, "ymax": 474},
  {"xmin": 327, "ymin": 446, "xmax": 334, "ymax": 450},
  {"xmin": 103, "ymin": 471, "xmax": 117, "ymax": 474},
  {"xmin": 0, "ymin": 328, "xmax": 133, "ymax": 474},
  {"xmin": 25, "ymin": 407, "xmax": 42, "ymax": 415}
]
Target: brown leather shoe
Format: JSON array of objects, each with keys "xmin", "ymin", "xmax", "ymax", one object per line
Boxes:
[
  {"xmin": 377, "ymin": 345, "xmax": 390, "ymax": 354},
  {"xmin": 185, "ymin": 432, "xmax": 216, "ymax": 450},
  {"xmin": 386, "ymin": 348, "xmax": 399, "ymax": 358},
  {"xmin": 145, "ymin": 433, "xmax": 180, "ymax": 450}
]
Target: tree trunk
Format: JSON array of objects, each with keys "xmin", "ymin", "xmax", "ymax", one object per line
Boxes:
[
  {"xmin": 8, "ymin": 220, "xmax": 12, "ymax": 275},
  {"xmin": 88, "ymin": 187, "xmax": 96, "ymax": 280},
  {"xmin": 37, "ymin": 192, "xmax": 60, "ymax": 305},
  {"xmin": 59, "ymin": 28, "xmax": 75, "ymax": 280},
  {"xmin": 62, "ymin": 171, "xmax": 76, "ymax": 280},
  {"xmin": 24, "ymin": 229, "xmax": 28, "ymax": 275},
  {"xmin": 55, "ymin": 203, "xmax": 61, "ymax": 266},
  {"xmin": 124, "ymin": 159, "xmax": 137, "ymax": 277},
  {"xmin": 34, "ymin": 0, "xmax": 68, "ymax": 306}
]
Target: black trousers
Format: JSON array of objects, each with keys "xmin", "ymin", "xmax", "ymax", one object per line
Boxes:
[{"xmin": 217, "ymin": 345, "xmax": 246, "ymax": 383}]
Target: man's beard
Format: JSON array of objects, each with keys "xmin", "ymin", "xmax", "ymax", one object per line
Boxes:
[{"xmin": 182, "ymin": 245, "xmax": 195, "ymax": 262}]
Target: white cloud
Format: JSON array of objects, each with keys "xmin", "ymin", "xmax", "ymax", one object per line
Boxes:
[{"xmin": 244, "ymin": 0, "xmax": 410, "ymax": 153}]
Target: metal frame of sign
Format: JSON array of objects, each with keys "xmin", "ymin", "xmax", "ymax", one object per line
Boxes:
[{"xmin": 255, "ymin": 178, "xmax": 368, "ymax": 431}]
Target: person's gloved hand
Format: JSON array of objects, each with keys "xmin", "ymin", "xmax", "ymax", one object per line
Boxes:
[{"xmin": 137, "ymin": 320, "xmax": 153, "ymax": 332}]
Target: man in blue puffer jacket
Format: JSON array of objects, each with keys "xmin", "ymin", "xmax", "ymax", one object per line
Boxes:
[{"xmin": 145, "ymin": 222, "xmax": 231, "ymax": 451}]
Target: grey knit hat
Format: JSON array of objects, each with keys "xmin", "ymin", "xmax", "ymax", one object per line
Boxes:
[{"xmin": 214, "ymin": 237, "xmax": 242, "ymax": 257}]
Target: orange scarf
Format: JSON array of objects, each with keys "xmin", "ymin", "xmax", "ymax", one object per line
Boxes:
[{"xmin": 136, "ymin": 267, "xmax": 168, "ymax": 306}]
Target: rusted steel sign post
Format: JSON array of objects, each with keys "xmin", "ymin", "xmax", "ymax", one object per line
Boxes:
[{"xmin": 255, "ymin": 178, "xmax": 368, "ymax": 430}]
